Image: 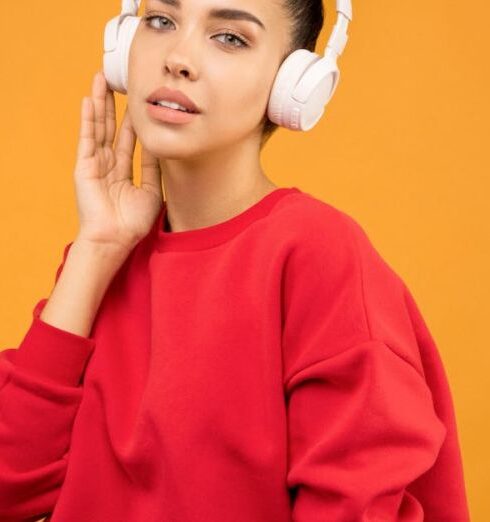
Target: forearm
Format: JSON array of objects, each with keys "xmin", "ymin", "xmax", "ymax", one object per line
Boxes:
[{"xmin": 39, "ymin": 237, "xmax": 130, "ymax": 338}]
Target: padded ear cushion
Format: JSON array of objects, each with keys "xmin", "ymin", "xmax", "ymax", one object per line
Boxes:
[
  {"xmin": 103, "ymin": 15, "xmax": 141, "ymax": 94},
  {"xmin": 267, "ymin": 49, "xmax": 322, "ymax": 130}
]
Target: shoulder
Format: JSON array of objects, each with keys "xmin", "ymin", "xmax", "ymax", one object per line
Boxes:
[
  {"xmin": 269, "ymin": 189, "xmax": 396, "ymax": 281},
  {"xmin": 271, "ymin": 189, "xmax": 360, "ymax": 240},
  {"xmin": 273, "ymin": 190, "xmax": 415, "ymax": 351}
]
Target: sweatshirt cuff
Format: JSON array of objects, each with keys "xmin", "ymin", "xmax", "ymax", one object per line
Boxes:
[{"xmin": 13, "ymin": 299, "xmax": 96, "ymax": 387}]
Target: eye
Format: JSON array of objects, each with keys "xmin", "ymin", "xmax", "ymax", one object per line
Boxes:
[
  {"xmin": 143, "ymin": 14, "xmax": 174, "ymax": 31},
  {"xmin": 213, "ymin": 32, "xmax": 249, "ymax": 49},
  {"xmin": 143, "ymin": 15, "xmax": 250, "ymax": 49}
]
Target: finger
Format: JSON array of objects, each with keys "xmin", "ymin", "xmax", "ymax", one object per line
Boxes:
[
  {"xmin": 105, "ymin": 86, "xmax": 116, "ymax": 148},
  {"xmin": 91, "ymin": 70, "xmax": 107, "ymax": 147},
  {"xmin": 114, "ymin": 106, "xmax": 137, "ymax": 170},
  {"xmin": 141, "ymin": 147, "xmax": 164, "ymax": 198},
  {"xmin": 76, "ymin": 97, "xmax": 95, "ymax": 160}
]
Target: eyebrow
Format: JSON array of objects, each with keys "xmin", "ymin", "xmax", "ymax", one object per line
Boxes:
[{"xmin": 152, "ymin": 0, "xmax": 266, "ymax": 31}]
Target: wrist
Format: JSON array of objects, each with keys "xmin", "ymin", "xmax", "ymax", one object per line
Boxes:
[{"xmin": 71, "ymin": 236, "xmax": 133, "ymax": 266}]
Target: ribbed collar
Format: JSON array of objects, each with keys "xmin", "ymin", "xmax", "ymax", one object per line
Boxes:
[{"xmin": 152, "ymin": 186, "xmax": 301, "ymax": 252}]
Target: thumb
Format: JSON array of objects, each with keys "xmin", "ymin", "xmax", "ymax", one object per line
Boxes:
[{"xmin": 141, "ymin": 146, "xmax": 164, "ymax": 200}]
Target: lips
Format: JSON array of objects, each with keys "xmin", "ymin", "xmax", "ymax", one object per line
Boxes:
[{"xmin": 146, "ymin": 86, "xmax": 201, "ymax": 114}]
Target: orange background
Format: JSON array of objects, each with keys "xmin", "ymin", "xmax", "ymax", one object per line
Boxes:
[{"xmin": 0, "ymin": 1, "xmax": 488, "ymax": 520}]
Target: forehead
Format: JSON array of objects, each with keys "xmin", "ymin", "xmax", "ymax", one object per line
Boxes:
[{"xmin": 144, "ymin": 0, "xmax": 284, "ymax": 28}]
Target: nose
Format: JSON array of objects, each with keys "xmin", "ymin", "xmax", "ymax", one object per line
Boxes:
[
  {"xmin": 162, "ymin": 34, "xmax": 199, "ymax": 80},
  {"xmin": 165, "ymin": 61, "xmax": 192, "ymax": 78}
]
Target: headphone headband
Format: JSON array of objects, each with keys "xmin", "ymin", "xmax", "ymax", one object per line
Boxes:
[{"xmin": 121, "ymin": 0, "xmax": 140, "ymax": 16}]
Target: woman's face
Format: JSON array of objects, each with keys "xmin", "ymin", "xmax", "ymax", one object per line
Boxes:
[{"xmin": 127, "ymin": 0, "xmax": 291, "ymax": 159}]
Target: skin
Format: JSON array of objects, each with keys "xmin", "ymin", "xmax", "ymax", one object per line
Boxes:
[{"xmin": 126, "ymin": 0, "xmax": 292, "ymax": 232}]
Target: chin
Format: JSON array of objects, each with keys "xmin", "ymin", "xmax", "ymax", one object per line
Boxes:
[{"xmin": 142, "ymin": 134, "xmax": 203, "ymax": 160}]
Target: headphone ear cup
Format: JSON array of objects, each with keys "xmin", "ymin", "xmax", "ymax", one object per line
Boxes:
[
  {"xmin": 268, "ymin": 49, "xmax": 318, "ymax": 130},
  {"xmin": 103, "ymin": 15, "xmax": 141, "ymax": 94},
  {"xmin": 267, "ymin": 48, "xmax": 340, "ymax": 131}
]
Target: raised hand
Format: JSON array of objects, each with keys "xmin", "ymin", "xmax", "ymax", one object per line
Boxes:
[{"xmin": 73, "ymin": 70, "xmax": 164, "ymax": 252}]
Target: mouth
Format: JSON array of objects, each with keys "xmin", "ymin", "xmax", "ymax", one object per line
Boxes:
[
  {"xmin": 146, "ymin": 101, "xmax": 200, "ymax": 124},
  {"xmin": 147, "ymin": 100, "xmax": 199, "ymax": 114}
]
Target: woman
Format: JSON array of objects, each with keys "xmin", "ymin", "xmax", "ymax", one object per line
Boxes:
[{"xmin": 0, "ymin": 0, "xmax": 470, "ymax": 520}]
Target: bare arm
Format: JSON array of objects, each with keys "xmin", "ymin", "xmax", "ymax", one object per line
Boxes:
[{"xmin": 39, "ymin": 238, "xmax": 130, "ymax": 338}]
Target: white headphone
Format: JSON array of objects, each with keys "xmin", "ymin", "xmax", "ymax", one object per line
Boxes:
[{"xmin": 103, "ymin": 0, "xmax": 352, "ymax": 131}]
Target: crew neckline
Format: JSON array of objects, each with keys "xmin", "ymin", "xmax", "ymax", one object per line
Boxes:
[{"xmin": 152, "ymin": 186, "xmax": 301, "ymax": 252}]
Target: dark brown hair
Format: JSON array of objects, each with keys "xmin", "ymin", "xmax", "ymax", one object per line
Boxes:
[{"xmin": 260, "ymin": 0, "xmax": 325, "ymax": 148}]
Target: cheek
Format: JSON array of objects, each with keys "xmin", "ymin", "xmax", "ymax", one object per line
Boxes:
[
  {"xmin": 207, "ymin": 59, "xmax": 274, "ymax": 120},
  {"xmin": 128, "ymin": 33, "xmax": 148, "ymax": 80}
]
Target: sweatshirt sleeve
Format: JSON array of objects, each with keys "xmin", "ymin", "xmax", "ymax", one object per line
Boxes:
[
  {"xmin": 0, "ymin": 241, "xmax": 96, "ymax": 521},
  {"xmin": 281, "ymin": 205, "xmax": 471, "ymax": 522}
]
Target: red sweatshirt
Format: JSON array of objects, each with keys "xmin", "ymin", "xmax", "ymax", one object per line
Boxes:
[{"xmin": 0, "ymin": 186, "xmax": 470, "ymax": 522}]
